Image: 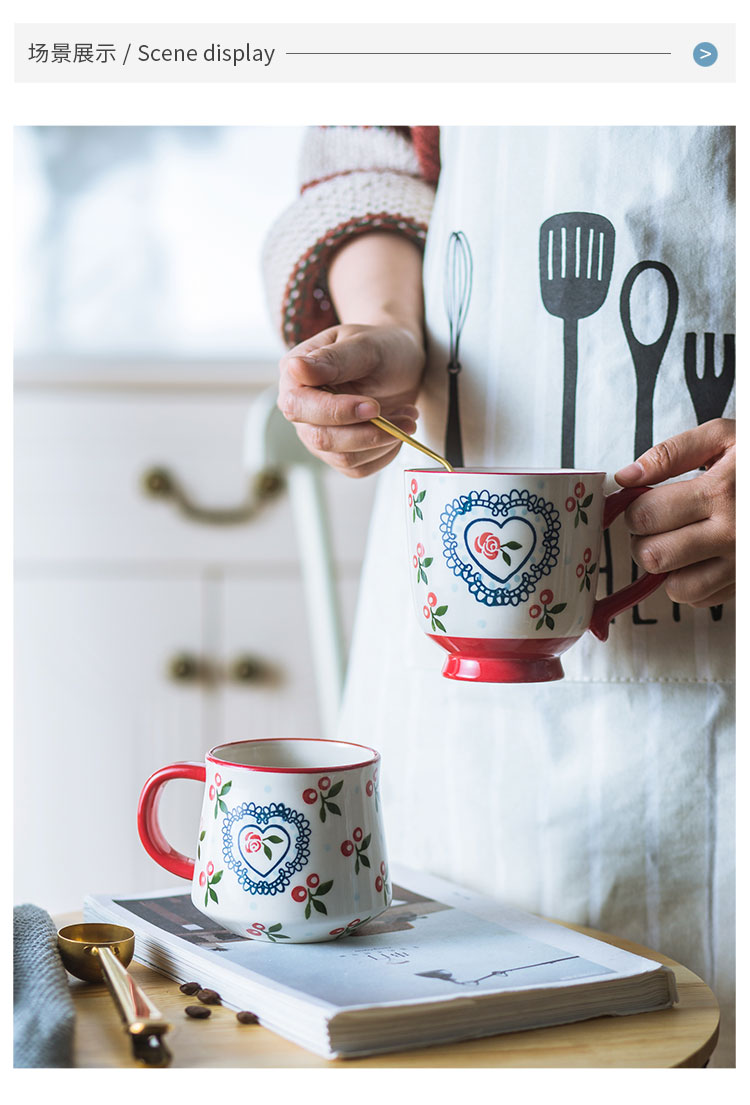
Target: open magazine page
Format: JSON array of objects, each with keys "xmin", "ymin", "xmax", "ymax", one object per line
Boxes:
[{"xmin": 85, "ymin": 863, "xmax": 675, "ymax": 1013}]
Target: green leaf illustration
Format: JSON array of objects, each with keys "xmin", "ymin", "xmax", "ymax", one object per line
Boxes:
[
  {"xmin": 214, "ymin": 806, "xmax": 219, "ymax": 819},
  {"xmin": 362, "ymin": 834, "xmax": 371, "ymax": 849},
  {"xmin": 423, "ymin": 557, "xmax": 433, "ymax": 567},
  {"xmin": 305, "ymin": 900, "xmax": 311, "ymax": 920},
  {"xmin": 328, "ymin": 780, "xmax": 343, "ymax": 797},
  {"xmin": 265, "ymin": 835, "xmax": 283, "ymax": 844},
  {"xmin": 269, "ymin": 924, "xmax": 282, "ymax": 933},
  {"xmin": 505, "ymin": 541, "xmax": 522, "ymax": 550},
  {"xmin": 204, "ymin": 890, "xmax": 209, "ymax": 907},
  {"xmin": 359, "ymin": 854, "xmax": 371, "ymax": 868},
  {"xmin": 574, "ymin": 514, "xmax": 579, "ymax": 528},
  {"xmin": 355, "ymin": 857, "xmax": 360, "ymax": 874},
  {"xmin": 211, "ymin": 870, "xmax": 223, "ymax": 884},
  {"xmin": 536, "ymin": 616, "xmax": 545, "ymax": 631},
  {"xmin": 502, "ymin": 550, "xmax": 511, "ymax": 565},
  {"xmin": 585, "ymin": 577, "xmax": 591, "ymax": 591},
  {"xmin": 545, "ymin": 615, "xmax": 554, "ymax": 630},
  {"xmin": 419, "ymin": 569, "xmax": 428, "ymax": 584},
  {"xmin": 433, "ymin": 618, "xmax": 445, "ymax": 632},
  {"xmin": 582, "ymin": 494, "xmax": 593, "ymax": 507},
  {"xmin": 326, "ymin": 802, "xmax": 341, "ymax": 816},
  {"xmin": 219, "ymin": 782, "xmax": 232, "ymax": 796},
  {"xmin": 320, "ymin": 806, "xmax": 327, "ymax": 823},
  {"xmin": 435, "ymin": 605, "xmax": 448, "ymax": 616},
  {"xmin": 209, "ymin": 886, "xmax": 219, "ymax": 904},
  {"xmin": 199, "ymin": 830, "xmax": 206, "ymax": 841},
  {"xmin": 312, "ymin": 898, "xmax": 327, "ymax": 914},
  {"xmin": 580, "ymin": 511, "xmax": 588, "ymax": 524},
  {"xmin": 263, "ymin": 844, "xmax": 272, "ymax": 859},
  {"xmin": 550, "ymin": 603, "xmax": 567, "ymax": 614},
  {"xmin": 416, "ymin": 490, "xmax": 426, "ymax": 502},
  {"xmin": 318, "ymin": 880, "xmax": 334, "ymax": 896},
  {"xmin": 415, "ymin": 506, "xmax": 423, "ymax": 520}
]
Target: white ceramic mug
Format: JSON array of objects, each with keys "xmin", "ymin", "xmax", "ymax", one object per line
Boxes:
[
  {"xmin": 405, "ymin": 467, "xmax": 667, "ymax": 683},
  {"xmin": 137, "ymin": 739, "xmax": 390, "ymax": 943}
]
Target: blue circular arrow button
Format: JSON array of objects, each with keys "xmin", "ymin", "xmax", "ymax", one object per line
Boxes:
[{"xmin": 693, "ymin": 42, "xmax": 718, "ymax": 67}]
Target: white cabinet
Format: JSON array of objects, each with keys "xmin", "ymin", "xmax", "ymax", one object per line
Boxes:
[{"xmin": 14, "ymin": 372, "xmax": 376, "ymax": 912}]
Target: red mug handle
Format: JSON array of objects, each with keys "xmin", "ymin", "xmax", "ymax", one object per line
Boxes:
[
  {"xmin": 588, "ymin": 487, "xmax": 669, "ymax": 642},
  {"xmin": 137, "ymin": 761, "xmax": 206, "ymax": 880}
]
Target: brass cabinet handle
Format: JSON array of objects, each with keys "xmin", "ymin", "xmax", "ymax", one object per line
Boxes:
[
  {"xmin": 167, "ymin": 653, "xmax": 206, "ymax": 683},
  {"xmin": 141, "ymin": 467, "xmax": 284, "ymax": 526},
  {"xmin": 167, "ymin": 653, "xmax": 270, "ymax": 686},
  {"xmin": 230, "ymin": 654, "xmax": 266, "ymax": 683}
]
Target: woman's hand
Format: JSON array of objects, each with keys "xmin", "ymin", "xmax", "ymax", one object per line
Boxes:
[
  {"xmin": 615, "ymin": 418, "xmax": 736, "ymax": 607},
  {"xmin": 278, "ymin": 322, "xmax": 425, "ymax": 478}
]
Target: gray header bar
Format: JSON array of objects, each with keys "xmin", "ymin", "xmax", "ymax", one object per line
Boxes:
[{"xmin": 16, "ymin": 23, "xmax": 734, "ymax": 83}]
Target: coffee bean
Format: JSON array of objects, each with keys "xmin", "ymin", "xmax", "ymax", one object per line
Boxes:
[
  {"xmin": 236, "ymin": 1011, "xmax": 259, "ymax": 1025},
  {"xmin": 185, "ymin": 1005, "xmax": 211, "ymax": 1019},
  {"xmin": 196, "ymin": 988, "xmax": 221, "ymax": 1004},
  {"xmin": 179, "ymin": 982, "xmax": 202, "ymax": 995}
]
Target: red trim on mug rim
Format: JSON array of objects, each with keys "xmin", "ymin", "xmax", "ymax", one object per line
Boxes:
[
  {"xmin": 206, "ymin": 737, "xmax": 380, "ymax": 774},
  {"xmin": 406, "ymin": 467, "xmax": 606, "ymax": 476}
]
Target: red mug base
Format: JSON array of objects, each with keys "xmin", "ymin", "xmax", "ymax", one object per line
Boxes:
[{"xmin": 429, "ymin": 634, "xmax": 578, "ymax": 684}]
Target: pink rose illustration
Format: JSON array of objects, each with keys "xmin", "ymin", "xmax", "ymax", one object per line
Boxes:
[
  {"xmin": 474, "ymin": 531, "xmax": 501, "ymax": 560},
  {"xmin": 243, "ymin": 831, "xmax": 262, "ymax": 854}
]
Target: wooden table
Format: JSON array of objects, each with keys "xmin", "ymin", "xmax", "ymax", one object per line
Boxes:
[{"xmin": 59, "ymin": 916, "xmax": 719, "ymax": 1068}]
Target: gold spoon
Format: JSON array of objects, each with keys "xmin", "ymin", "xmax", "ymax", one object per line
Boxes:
[
  {"xmin": 58, "ymin": 922, "xmax": 172, "ymax": 1066},
  {"xmin": 370, "ymin": 414, "xmax": 454, "ymax": 472},
  {"xmin": 319, "ymin": 386, "xmax": 453, "ymax": 471}
]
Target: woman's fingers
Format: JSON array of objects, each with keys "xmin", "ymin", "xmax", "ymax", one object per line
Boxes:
[
  {"xmin": 631, "ymin": 515, "xmax": 734, "ymax": 575},
  {"xmin": 623, "ymin": 476, "xmax": 713, "ymax": 535},
  {"xmin": 295, "ymin": 415, "xmax": 418, "ymax": 457},
  {"xmin": 663, "ymin": 559, "xmax": 736, "ymax": 607}
]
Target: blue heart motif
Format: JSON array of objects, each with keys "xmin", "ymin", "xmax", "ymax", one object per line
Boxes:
[
  {"xmin": 237, "ymin": 822, "xmax": 291, "ymax": 877},
  {"xmin": 440, "ymin": 488, "xmax": 561, "ymax": 607},
  {"xmin": 464, "ymin": 517, "xmax": 536, "ymax": 584},
  {"xmin": 222, "ymin": 802, "xmax": 311, "ymax": 896}
]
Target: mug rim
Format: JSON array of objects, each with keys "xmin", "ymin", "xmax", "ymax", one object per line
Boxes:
[
  {"xmin": 206, "ymin": 737, "xmax": 380, "ymax": 774},
  {"xmin": 405, "ymin": 467, "xmax": 606, "ymax": 476}
]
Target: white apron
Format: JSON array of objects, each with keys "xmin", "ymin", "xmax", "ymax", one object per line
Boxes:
[{"xmin": 337, "ymin": 127, "xmax": 735, "ymax": 1063}]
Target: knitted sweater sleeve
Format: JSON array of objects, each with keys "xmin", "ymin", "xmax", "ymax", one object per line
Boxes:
[{"xmin": 262, "ymin": 126, "xmax": 439, "ymax": 349}]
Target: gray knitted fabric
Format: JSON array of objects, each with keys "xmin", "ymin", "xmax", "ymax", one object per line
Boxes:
[{"xmin": 14, "ymin": 904, "xmax": 75, "ymax": 1068}]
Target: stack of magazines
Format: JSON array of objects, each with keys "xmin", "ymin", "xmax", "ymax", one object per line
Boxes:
[{"xmin": 84, "ymin": 865, "xmax": 677, "ymax": 1060}]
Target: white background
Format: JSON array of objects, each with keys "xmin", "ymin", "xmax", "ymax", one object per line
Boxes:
[{"xmin": 4, "ymin": 0, "xmax": 744, "ymax": 1096}]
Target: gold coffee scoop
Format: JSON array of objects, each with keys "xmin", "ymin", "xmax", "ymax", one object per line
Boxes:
[
  {"xmin": 57, "ymin": 923, "xmax": 172, "ymax": 1066},
  {"xmin": 318, "ymin": 385, "xmax": 453, "ymax": 471}
]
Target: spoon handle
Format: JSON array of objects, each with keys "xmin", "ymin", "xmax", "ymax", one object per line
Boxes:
[
  {"xmin": 96, "ymin": 945, "xmax": 171, "ymax": 1037},
  {"xmin": 371, "ymin": 415, "xmax": 454, "ymax": 472}
]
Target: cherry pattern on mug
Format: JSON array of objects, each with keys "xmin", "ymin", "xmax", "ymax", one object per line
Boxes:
[
  {"xmin": 245, "ymin": 921, "xmax": 291, "ymax": 942},
  {"xmin": 328, "ymin": 916, "xmax": 372, "ymax": 939},
  {"xmin": 209, "ymin": 773, "xmax": 232, "ymax": 819},
  {"xmin": 528, "ymin": 590, "xmax": 568, "ymax": 632},
  {"xmin": 197, "ymin": 860, "xmax": 224, "ymax": 908},
  {"xmin": 340, "ymin": 826, "xmax": 371, "ymax": 874},
  {"xmin": 576, "ymin": 547, "xmax": 598, "ymax": 592},
  {"xmin": 291, "ymin": 873, "xmax": 334, "ymax": 920},
  {"xmin": 423, "ymin": 590, "xmax": 448, "ymax": 633},
  {"xmin": 302, "ymin": 776, "xmax": 343, "ymax": 823},
  {"xmin": 565, "ymin": 481, "xmax": 593, "ymax": 528},
  {"xmin": 375, "ymin": 860, "xmax": 389, "ymax": 906},
  {"xmin": 413, "ymin": 542, "xmax": 433, "ymax": 585},
  {"xmin": 366, "ymin": 767, "xmax": 380, "ymax": 811},
  {"xmin": 409, "ymin": 478, "xmax": 426, "ymax": 522}
]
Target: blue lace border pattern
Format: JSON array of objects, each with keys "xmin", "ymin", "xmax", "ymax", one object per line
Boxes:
[
  {"xmin": 440, "ymin": 489, "xmax": 561, "ymax": 607},
  {"xmin": 221, "ymin": 802, "xmax": 311, "ymax": 896}
]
